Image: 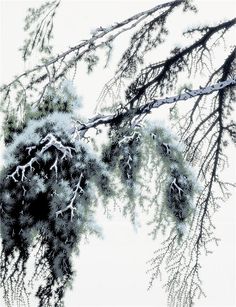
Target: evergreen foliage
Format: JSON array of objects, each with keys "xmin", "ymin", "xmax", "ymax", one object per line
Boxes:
[
  {"xmin": 0, "ymin": 85, "xmax": 111, "ymax": 306},
  {"xmin": 0, "ymin": 1, "xmax": 235, "ymax": 306}
]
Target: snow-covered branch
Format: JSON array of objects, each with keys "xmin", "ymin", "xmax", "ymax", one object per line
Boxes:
[
  {"xmin": 56, "ymin": 173, "xmax": 84, "ymax": 221},
  {"xmin": 40, "ymin": 133, "xmax": 75, "ymax": 159},
  {"xmin": 6, "ymin": 78, "xmax": 235, "ymax": 183},
  {"xmin": 78, "ymin": 78, "xmax": 236, "ymax": 134},
  {"xmin": 7, "ymin": 133, "xmax": 76, "ymax": 182},
  {"xmin": 49, "ymin": 154, "xmax": 58, "ymax": 178},
  {"xmin": 118, "ymin": 131, "xmax": 141, "ymax": 146},
  {"xmin": 141, "ymin": 77, "xmax": 236, "ymax": 111},
  {"xmin": 7, "ymin": 157, "xmax": 37, "ymax": 182},
  {"xmin": 126, "ymin": 155, "xmax": 133, "ymax": 170},
  {"xmin": 26, "ymin": 145, "xmax": 36, "ymax": 155},
  {"xmin": 1, "ymin": 0, "xmax": 182, "ymax": 101},
  {"xmin": 1, "ymin": 2, "xmax": 235, "ymax": 306},
  {"xmin": 171, "ymin": 178, "xmax": 184, "ymax": 197}
]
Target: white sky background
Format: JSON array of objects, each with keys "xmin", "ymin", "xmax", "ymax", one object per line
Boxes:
[{"xmin": 0, "ymin": 0, "xmax": 236, "ymax": 306}]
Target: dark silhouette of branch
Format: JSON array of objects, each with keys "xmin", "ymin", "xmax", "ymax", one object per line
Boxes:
[
  {"xmin": 77, "ymin": 77, "xmax": 236, "ymax": 136},
  {"xmin": 0, "ymin": 1, "xmax": 235, "ymax": 306},
  {"xmin": 0, "ymin": 0, "xmax": 184, "ymax": 110}
]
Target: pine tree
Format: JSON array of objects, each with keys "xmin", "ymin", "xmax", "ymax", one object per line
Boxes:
[{"xmin": 0, "ymin": 1, "xmax": 235, "ymax": 306}]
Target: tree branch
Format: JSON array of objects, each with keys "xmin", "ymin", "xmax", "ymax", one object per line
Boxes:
[
  {"xmin": 56, "ymin": 173, "xmax": 84, "ymax": 221},
  {"xmin": 7, "ymin": 133, "xmax": 76, "ymax": 182},
  {"xmin": 78, "ymin": 77, "xmax": 236, "ymax": 134},
  {"xmin": 125, "ymin": 18, "xmax": 236, "ymax": 107},
  {"xmin": 1, "ymin": 0, "xmax": 182, "ymax": 93}
]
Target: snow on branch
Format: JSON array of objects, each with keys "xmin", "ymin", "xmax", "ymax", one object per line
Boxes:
[
  {"xmin": 56, "ymin": 173, "xmax": 84, "ymax": 221},
  {"xmin": 78, "ymin": 78, "xmax": 236, "ymax": 134},
  {"xmin": 7, "ymin": 157, "xmax": 38, "ymax": 182},
  {"xmin": 7, "ymin": 78, "xmax": 233, "ymax": 183},
  {"xmin": 49, "ymin": 154, "xmax": 59, "ymax": 178},
  {"xmin": 1, "ymin": 0, "xmax": 182, "ymax": 101},
  {"xmin": 141, "ymin": 77, "xmax": 236, "ymax": 112},
  {"xmin": 40, "ymin": 133, "xmax": 75, "ymax": 159},
  {"xmin": 171, "ymin": 177, "xmax": 184, "ymax": 197},
  {"xmin": 7, "ymin": 133, "xmax": 76, "ymax": 182},
  {"xmin": 118, "ymin": 131, "xmax": 141, "ymax": 146}
]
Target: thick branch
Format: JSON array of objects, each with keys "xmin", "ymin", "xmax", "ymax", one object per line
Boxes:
[
  {"xmin": 78, "ymin": 78, "xmax": 236, "ymax": 134},
  {"xmin": 126, "ymin": 18, "xmax": 236, "ymax": 106}
]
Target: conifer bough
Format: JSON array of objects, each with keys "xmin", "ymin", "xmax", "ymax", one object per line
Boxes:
[{"xmin": 0, "ymin": 1, "xmax": 235, "ymax": 306}]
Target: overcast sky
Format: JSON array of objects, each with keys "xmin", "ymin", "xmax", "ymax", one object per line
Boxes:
[{"xmin": 0, "ymin": 1, "xmax": 236, "ymax": 306}]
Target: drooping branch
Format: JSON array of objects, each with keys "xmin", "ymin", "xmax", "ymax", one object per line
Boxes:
[
  {"xmin": 0, "ymin": 2, "xmax": 235, "ymax": 306},
  {"xmin": 146, "ymin": 43, "xmax": 235, "ymax": 307},
  {"xmin": 1, "ymin": 0, "xmax": 184, "ymax": 111},
  {"xmin": 21, "ymin": 0, "xmax": 61, "ymax": 61},
  {"xmin": 0, "ymin": 111, "xmax": 113, "ymax": 307},
  {"xmin": 123, "ymin": 18, "xmax": 236, "ymax": 108},
  {"xmin": 177, "ymin": 46, "xmax": 235, "ymax": 147}
]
